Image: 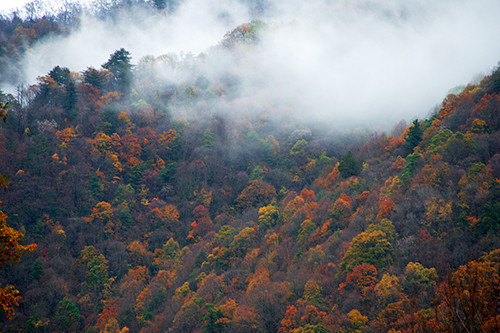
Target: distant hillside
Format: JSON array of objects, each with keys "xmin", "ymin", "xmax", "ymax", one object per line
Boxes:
[
  {"xmin": 0, "ymin": 28, "xmax": 498, "ymax": 330},
  {"xmin": 0, "ymin": 1, "xmax": 499, "ymax": 331}
]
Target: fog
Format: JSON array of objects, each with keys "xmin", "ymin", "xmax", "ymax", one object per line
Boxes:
[
  {"xmin": 14, "ymin": 0, "xmax": 500, "ymax": 129},
  {"xmin": 21, "ymin": 0, "xmax": 250, "ymax": 80}
]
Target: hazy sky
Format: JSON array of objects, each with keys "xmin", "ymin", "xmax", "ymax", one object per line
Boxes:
[
  {"xmin": 6, "ymin": 0, "xmax": 500, "ymax": 129},
  {"xmin": 0, "ymin": 0, "xmax": 96, "ymax": 14},
  {"xmin": 1, "ymin": 0, "xmax": 57, "ymax": 13},
  {"xmin": 0, "ymin": 0, "xmax": 32, "ymax": 12}
]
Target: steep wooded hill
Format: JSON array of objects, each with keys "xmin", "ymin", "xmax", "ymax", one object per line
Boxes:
[{"xmin": 0, "ymin": 6, "xmax": 498, "ymax": 332}]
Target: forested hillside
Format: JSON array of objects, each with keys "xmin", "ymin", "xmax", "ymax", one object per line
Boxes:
[{"xmin": 0, "ymin": 1, "xmax": 499, "ymax": 332}]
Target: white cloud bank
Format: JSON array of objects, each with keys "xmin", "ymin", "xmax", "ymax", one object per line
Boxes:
[{"xmin": 17, "ymin": 0, "xmax": 500, "ymax": 128}]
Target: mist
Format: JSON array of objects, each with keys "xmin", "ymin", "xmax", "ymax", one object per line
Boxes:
[{"xmin": 13, "ymin": 0, "xmax": 500, "ymax": 129}]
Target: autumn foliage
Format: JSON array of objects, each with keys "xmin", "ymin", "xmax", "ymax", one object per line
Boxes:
[{"xmin": 0, "ymin": 12, "xmax": 499, "ymax": 332}]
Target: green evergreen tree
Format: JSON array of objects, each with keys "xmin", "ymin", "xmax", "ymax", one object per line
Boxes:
[
  {"xmin": 49, "ymin": 65, "xmax": 70, "ymax": 86},
  {"xmin": 404, "ymin": 119, "xmax": 423, "ymax": 153},
  {"xmin": 484, "ymin": 63, "xmax": 500, "ymax": 94},
  {"xmin": 54, "ymin": 297, "xmax": 80, "ymax": 331},
  {"xmin": 338, "ymin": 151, "xmax": 362, "ymax": 178},
  {"xmin": 90, "ymin": 174, "xmax": 103, "ymax": 201},
  {"xmin": 82, "ymin": 67, "xmax": 104, "ymax": 90},
  {"xmin": 29, "ymin": 259, "xmax": 43, "ymax": 281},
  {"xmin": 63, "ymin": 80, "xmax": 77, "ymax": 119},
  {"xmin": 102, "ymin": 48, "xmax": 133, "ymax": 95}
]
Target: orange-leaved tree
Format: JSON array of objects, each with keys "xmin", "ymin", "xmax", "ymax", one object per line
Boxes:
[
  {"xmin": 433, "ymin": 250, "xmax": 499, "ymax": 332},
  {"xmin": 0, "ymin": 210, "xmax": 37, "ymax": 319},
  {"xmin": 0, "ymin": 102, "xmax": 37, "ymax": 319}
]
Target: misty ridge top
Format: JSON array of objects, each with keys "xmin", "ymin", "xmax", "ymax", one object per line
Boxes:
[
  {"xmin": 219, "ymin": 19, "xmax": 266, "ymax": 48},
  {"xmin": 1, "ymin": 0, "xmax": 500, "ymax": 129}
]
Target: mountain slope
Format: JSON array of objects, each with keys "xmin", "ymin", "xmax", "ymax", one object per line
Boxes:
[{"xmin": 0, "ymin": 20, "xmax": 498, "ymax": 333}]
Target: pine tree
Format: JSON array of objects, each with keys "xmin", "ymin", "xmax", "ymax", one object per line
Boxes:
[
  {"xmin": 102, "ymin": 48, "xmax": 132, "ymax": 95},
  {"xmin": 404, "ymin": 119, "xmax": 423, "ymax": 153},
  {"xmin": 338, "ymin": 151, "xmax": 362, "ymax": 178}
]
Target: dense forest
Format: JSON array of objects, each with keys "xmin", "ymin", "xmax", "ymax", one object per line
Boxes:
[{"xmin": 0, "ymin": 1, "xmax": 499, "ymax": 332}]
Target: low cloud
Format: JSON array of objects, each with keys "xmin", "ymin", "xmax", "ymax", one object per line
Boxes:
[{"xmin": 17, "ymin": 0, "xmax": 500, "ymax": 129}]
